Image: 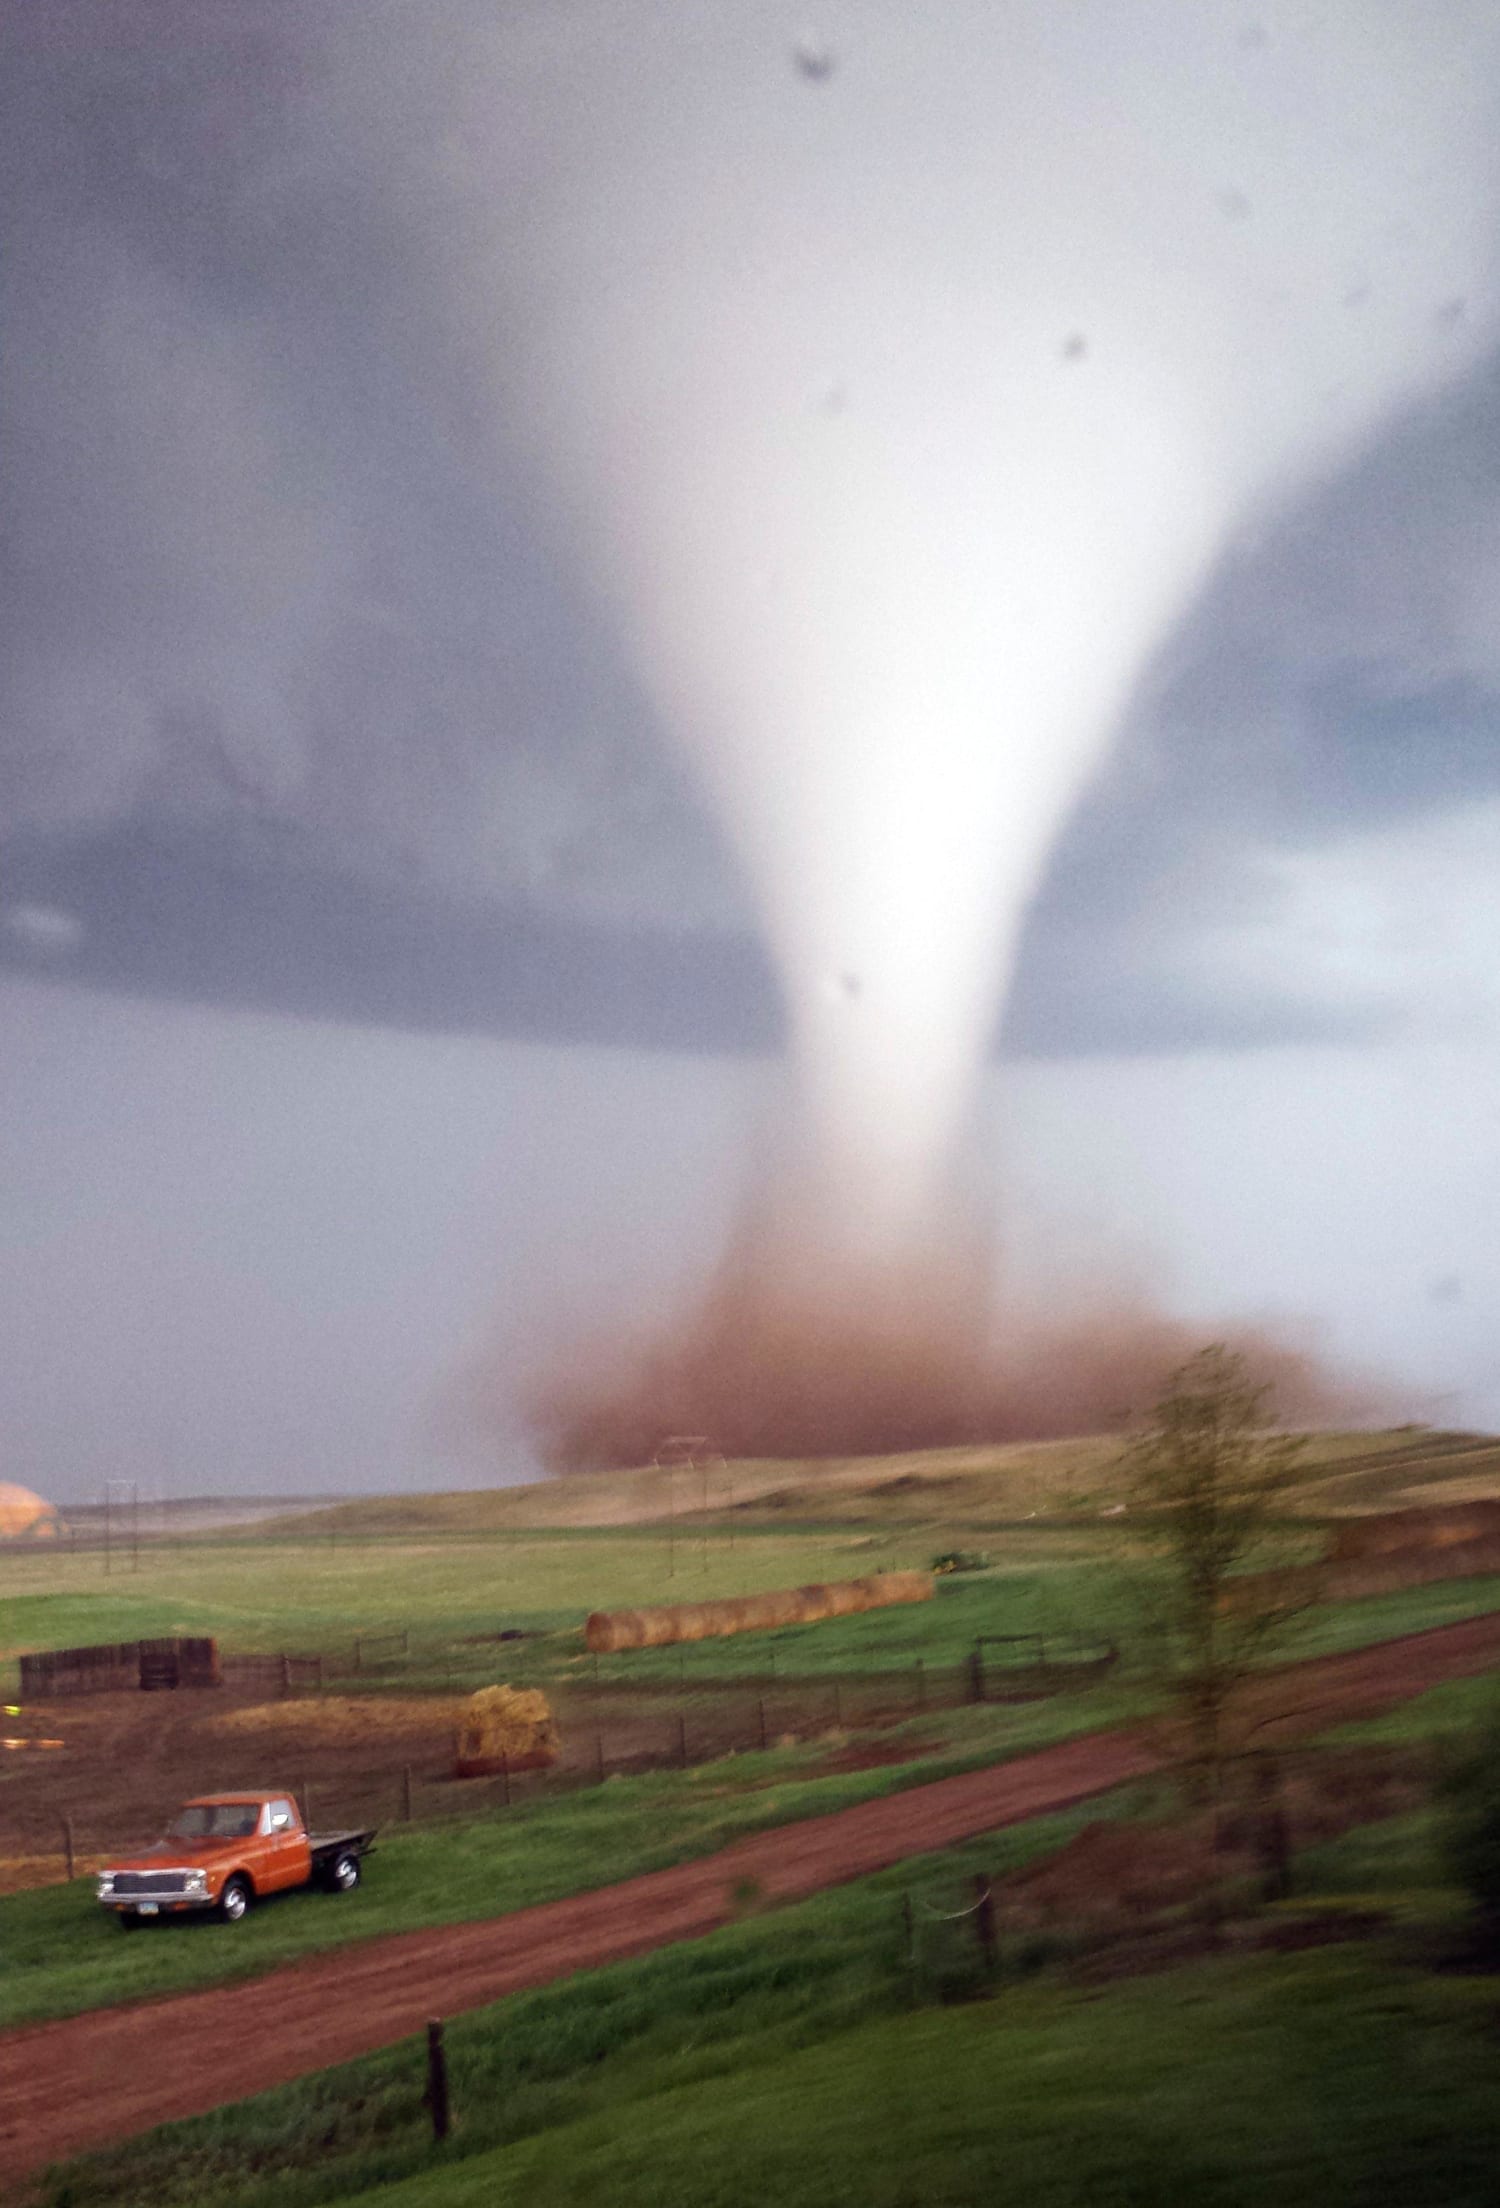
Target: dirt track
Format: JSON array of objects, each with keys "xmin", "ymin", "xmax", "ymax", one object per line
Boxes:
[{"xmin": 4, "ymin": 1610, "xmax": 1499, "ymax": 2187}]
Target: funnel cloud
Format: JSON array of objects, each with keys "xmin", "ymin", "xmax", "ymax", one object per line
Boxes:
[
  {"xmin": 414, "ymin": 3, "xmax": 1500, "ymax": 1459},
  {"xmin": 8, "ymin": 5, "xmax": 1500, "ymax": 1493}
]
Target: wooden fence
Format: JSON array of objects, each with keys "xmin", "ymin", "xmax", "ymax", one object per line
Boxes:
[{"xmin": 18, "ymin": 1637, "xmax": 220, "ymax": 1697}]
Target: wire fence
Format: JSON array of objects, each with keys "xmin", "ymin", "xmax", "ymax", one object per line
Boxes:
[{"xmin": 18, "ymin": 1649, "xmax": 1126, "ymax": 1890}]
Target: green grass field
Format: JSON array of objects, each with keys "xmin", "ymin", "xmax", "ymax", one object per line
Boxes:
[
  {"xmin": 8, "ymin": 1515, "xmax": 1500, "ymax": 1703},
  {"xmin": 39, "ymin": 1754, "xmax": 1500, "ymax": 2208},
  {"xmin": 7, "ymin": 1436, "xmax": 1500, "ymax": 2208},
  {"xmin": 5, "ymin": 1473, "xmax": 1500, "ymax": 2046}
]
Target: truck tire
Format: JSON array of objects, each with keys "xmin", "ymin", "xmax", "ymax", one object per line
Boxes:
[
  {"xmin": 219, "ymin": 1875, "xmax": 252, "ymax": 1923},
  {"xmin": 325, "ymin": 1848, "xmax": 361, "ymax": 1893},
  {"xmin": 115, "ymin": 1909, "xmax": 142, "ymax": 1931}
]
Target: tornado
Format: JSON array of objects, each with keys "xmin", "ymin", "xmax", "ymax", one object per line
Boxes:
[{"xmin": 417, "ymin": 3, "xmax": 1500, "ymax": 1460}]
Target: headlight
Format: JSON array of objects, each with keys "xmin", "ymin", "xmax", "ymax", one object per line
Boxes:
[
  {"xmin": 184, "ymin": 1870, "xmax": 208, "ymax": 1896},
  {"xmin": 96, "ymin": 1873, "xmax": 115, "ymax": 1897}
]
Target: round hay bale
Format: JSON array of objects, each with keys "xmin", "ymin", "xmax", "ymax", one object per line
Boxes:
[
  {"xmin": 582, "ymin": 1571, "xmax": 932, "ymax": 1654},
  {"xmin": 792, "ymin": 1584, "xmax": 831, "ymax": 1623},
  {"xmin": 0, "ymin": 1482, "xmax": 60, "ymax": 1541},
  {"xmin": 586, "ymin": 1608, "xmax": 650, "ymax": 1653},
  {"xmin": 635, "ymin": 1605, "xmax": 683, "ymax": 1647},
  {"xmin": 863, "ymin": 1570, "xmax": 934, "ymax": 1608},
  {"xmin": 742, "ymin": 1591, "xmax": 790, "ymax": 1631}
]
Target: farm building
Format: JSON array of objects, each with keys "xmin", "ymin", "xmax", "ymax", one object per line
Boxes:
[{"xmin": 0, "ymin": 1482, "xmax": 60, "ymax": 1540}]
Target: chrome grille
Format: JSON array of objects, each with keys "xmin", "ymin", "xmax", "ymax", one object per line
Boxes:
[{"xmin": 112, "ymin": 1870, "xmax": 192, "ymax": 1896}]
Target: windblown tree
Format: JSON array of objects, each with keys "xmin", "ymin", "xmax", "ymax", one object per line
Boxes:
[{"xmin": 1123, "ymin": 1345, "xmax": 1313, "ymax": 1798}]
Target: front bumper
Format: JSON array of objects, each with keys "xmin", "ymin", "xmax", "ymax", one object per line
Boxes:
[
  {"xmin": 98, "ymin": 1892, "xmax": 217, "ymax": 1915},
  {"xmin": 97, "ymin": 1870, "xmax": 215, "ymax": 1914}
]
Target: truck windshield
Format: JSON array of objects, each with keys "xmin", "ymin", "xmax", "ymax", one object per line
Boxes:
[{"xmin": 169, "ymin": 1804, "xmax": 261, "ymax": 1839}]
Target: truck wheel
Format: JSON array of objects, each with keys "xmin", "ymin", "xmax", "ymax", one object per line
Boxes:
[
  {"xmin": 115, "ymin": 1909, "xmax": 142, "ymax": 1931},
  {"xmin": 326, "ymin": 1849, "xmax": 360, "ymax": 1893},
  {"xmin": 219, "ymin": 1875, "xmax": 252, "ymax": 1923}
]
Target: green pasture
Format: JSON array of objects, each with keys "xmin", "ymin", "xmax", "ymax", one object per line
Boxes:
[
  {"xmin": 7, "ymin": 1515, "xmax": 1500, "ymax": 1704},
  {"xmin": 40, "ymin": 1783, "xmax": 1500, "ymax": 2208},
  {"xmin": 322, "ymin": 1944, "xmax": 1500, "ymax": 2208},
  {"xmin": 0, "ymin": 1526, "xmax": 948, "ymax": 1659}
]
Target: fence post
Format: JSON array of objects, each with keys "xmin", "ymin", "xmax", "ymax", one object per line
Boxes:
[
  {"xmin": 676, "ymin": 1712, "xmax": 688, "ymax": 1769},
  {"xmin": 280, "ymin": 1653, "xmax": 292, "ymax": 1698},
  {"xmin": 1256, "ymin": 1757, "xmax": 1292, "ymax": 1903},
  {"xmin": 901, "ymin": 1892, "xmax": 919, "ymax": 2004},
  {"xmin": 831, "ymin": 1680, "xmax": 843, "ymax": 1729},
  {"xmin": 968, "ymin": 1643, "xmax": 985, "ymax": 1705},
  {"xmin": 915, "ymin": 1658, "xmax": 925, "ymax": 1710},
  {"xmin": 300, "ymin": 1778, "xmax": 312, "ymax": 1827},
  {"xmin": 401, "ymin": 1628, "xmax": 410, "ymax": 1656},
  {"xmin": 594, "ymin": 1728, "xmax": 606, "ymax": 1784},
  {"xmin": 62, "ymin": 1816, "xmax": 75, "ymax": 1881},
  {"xmin": 757, "ymin": 1695, "xmax": 768, "ymax": 1752},
  {"xmin": 425, "ymin": 2018, "xmax": 450, "ymax": 2143},
  {"xmin": 402, "ymin": 1765, "xmax": 413, "ymax": 1823},
  {"xmin": 973, "ymin": 1876, "xmax": 998, "ymax": 1976}
]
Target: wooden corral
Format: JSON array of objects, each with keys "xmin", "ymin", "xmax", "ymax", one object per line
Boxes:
[
  {"xmin": 18, "ymin": 1638, "xmax": 221, "ymax": 1697},
  {"xmin": 1328, "ymin": 1500, "xmax": 1500, "ymax": 1560},
  {"xmin": 585, "ymin": 1570, "xmax": 933, "ymax": 1654},
  {"xmin": 1228, "ymin": 1498, "xmax": 1500, "ymax": 1614}
]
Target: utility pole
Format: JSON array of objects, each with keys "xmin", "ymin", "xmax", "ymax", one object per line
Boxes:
[{"xmin": 104, "ymin": 1479, "xmax": 140, "ymax": 1575}]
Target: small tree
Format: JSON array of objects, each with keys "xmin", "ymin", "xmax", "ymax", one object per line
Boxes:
[
  {"xmin": 1123, "ymin": 1345, "xmax": 1310, "ymax": 1800},
  {"xmin": 1441, "ymin": 1699, "xmax": 1500, "ymax": 1955}
]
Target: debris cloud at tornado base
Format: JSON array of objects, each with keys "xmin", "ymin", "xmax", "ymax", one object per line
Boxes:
[
  {"xmin": 519, "ymin": 1272, "xmax": 1352, "ymax": 1474},
  {"xmin": 409, "ymin": 3, "xmax": 1500, "ymax": 1463}
]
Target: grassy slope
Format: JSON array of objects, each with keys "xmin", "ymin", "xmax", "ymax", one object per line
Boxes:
[
  {"xmin": 0, "ymin": 1531, "xmax": 927, "ymax": 1667},
  {"xmin": 260, "ymin": 1425, "xmax": 1500, "ymax": 1538},
  {"xmin": 8, "ymin": 1524, "xmax": 1500, "ymax": 1699},
  {"xmin": 37, "ymin": 1792, "xmax": 1149, "ymax": 2208},
  {"xmin": 41, "ymin": 1773, "xmax": 1500, "ymax": 2208},
  {"xmin": 334, "ymin": 1951, "xmax": 1500, "ymax": 2208}
]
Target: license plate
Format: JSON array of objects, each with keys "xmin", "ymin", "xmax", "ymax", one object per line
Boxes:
[{"xmin": 136, "ymin": 1902, "xmax": 159, "ymax": 1915}]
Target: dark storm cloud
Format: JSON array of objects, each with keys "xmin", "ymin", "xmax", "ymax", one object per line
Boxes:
[
  {"xmin": 1006, "ymin": 360, "xmax": 1500, "ymax": 1052},
  {"xmin": 4, "ymin": 0, "xmax": 1500, "ymax": 1059},
  {"xmin": 0, "ymin": 0, "xmax": 743, "ymax": 927}
]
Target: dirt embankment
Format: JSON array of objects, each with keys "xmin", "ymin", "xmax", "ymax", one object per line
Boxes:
[{"xmin": 2, "ymin": 1610, "xmax": 1499, "ymax": 2188}]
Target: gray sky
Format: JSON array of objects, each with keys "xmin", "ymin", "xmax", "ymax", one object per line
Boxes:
[{"xmin": 4, "ymin": 3, "xmax": 1500, "ymax": 1496}]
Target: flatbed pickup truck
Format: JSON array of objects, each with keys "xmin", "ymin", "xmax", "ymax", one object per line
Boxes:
[{"xmin": 96, "ymin": 1791, "xmax": 376, "ymax": 1926}]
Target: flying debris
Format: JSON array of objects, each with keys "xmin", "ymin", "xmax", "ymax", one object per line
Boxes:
[{"xmin": 792, "ymin": 37, "xmax": 836, "ymax": 82}]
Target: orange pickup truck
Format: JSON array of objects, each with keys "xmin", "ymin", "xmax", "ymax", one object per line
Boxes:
[{"xmin": 96, "ymin": 1792, "xmax": 376, "ymax": 1926}]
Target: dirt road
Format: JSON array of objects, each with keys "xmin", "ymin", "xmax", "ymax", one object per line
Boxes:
[{"xmin": 4, "ymin": 1609, "xmax": 1498, "ymax": 2187}]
